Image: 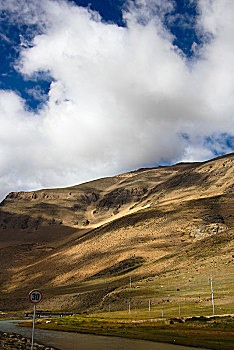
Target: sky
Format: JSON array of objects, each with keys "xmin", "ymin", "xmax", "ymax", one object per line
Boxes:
[{"xmin": 0, "ymin": 0, "xmax": 233, "ymax": 201}]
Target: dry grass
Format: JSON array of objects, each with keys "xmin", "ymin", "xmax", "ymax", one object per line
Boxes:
[{"xmin": 0, "ymin": 153, "xmax": 233, "ymax": 316}]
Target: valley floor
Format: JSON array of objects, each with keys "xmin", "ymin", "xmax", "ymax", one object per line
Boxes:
[{"xmin": 20, "ymin": 314, "xmax": 234, "ymax": 350}]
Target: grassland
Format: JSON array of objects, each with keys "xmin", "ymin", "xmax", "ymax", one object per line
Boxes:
[{"xmin": 20, "ymin": 313, "xmax": 234, "ymax": 350}]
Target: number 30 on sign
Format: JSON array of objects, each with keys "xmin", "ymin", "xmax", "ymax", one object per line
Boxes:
[{"xmin": 29, "ymin": 289, "xmax": 43, "ymax": 304}]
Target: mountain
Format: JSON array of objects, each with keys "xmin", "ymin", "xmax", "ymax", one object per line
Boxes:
[{"xmin": 0, "ymin": 153, "xmax": 233, "ymax": 312}]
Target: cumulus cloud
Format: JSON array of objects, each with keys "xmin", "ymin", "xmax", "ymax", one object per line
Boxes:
[{"xmin": 0, "ymin": 0, "xmax": 233, "ymax": 200}]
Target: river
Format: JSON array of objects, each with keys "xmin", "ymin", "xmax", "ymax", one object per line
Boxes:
[{"xmin": 0, "ymin": 320, "xmax": 208, "ymax": 350}]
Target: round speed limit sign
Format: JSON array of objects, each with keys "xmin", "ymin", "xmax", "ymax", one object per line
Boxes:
[{"xmin": 29, "ymin": 289, "xmax": 43, "ymax": 304}]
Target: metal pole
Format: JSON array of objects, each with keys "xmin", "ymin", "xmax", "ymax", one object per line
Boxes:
[
  {"xmin": 31, "ymin": 304, "xmax": 36, "ymax": 350},
  {"xmin": 211, "ymin": 275, "xmax": 215, "ymax": 315}
]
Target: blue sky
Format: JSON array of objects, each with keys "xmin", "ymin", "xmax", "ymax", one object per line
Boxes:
[
  {"xmin": 0, "ymin": 0, "xmax": 200, "ymax": 110},
  {"xmin": 0, "ymin": 0, "xmax": 233, "ymax": 200}
]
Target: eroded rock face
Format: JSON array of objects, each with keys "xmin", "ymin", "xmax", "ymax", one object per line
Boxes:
[
  {"xmin": 70, "ymin": 193, "xmax": 99, "ymax": 211},
  {"xmin": 96, "ymin": 187, "xmax": 147, "ymax": 211},
  {"xmin": 189, "ymin": 223, "xmax": 228, "ymax": 240},
  {"xmin": 5, "ymin": 191, "xmax": 99, "ymax": 203},
  {"xmin": 0, "ymin": 189, "xmax": 100, "ymax": 231}
]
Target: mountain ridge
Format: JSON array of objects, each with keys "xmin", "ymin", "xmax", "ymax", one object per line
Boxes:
[{"xmin": 0, "ymin": 153, "xmax": 233, "ymax": 312}]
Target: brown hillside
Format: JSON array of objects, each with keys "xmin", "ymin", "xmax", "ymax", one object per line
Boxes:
[{"xmin": 0, "ymin": 153, "xmax": 233, "ymax": 312}]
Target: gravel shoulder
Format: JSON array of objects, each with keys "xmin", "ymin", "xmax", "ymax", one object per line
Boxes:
[{"xmin": 0, "ymin": 331, "xmax": 59, "ymax": 350}]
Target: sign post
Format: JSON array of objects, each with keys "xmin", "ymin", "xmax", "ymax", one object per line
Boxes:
[{"xmin": 29, "ymin": 289, "xmax": 43, "ymax": 350}]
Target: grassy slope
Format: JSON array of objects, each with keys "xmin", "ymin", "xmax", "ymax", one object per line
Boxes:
[{"xmin": 0, "ymin": 153, "xmax": 233, "ymax": 315}]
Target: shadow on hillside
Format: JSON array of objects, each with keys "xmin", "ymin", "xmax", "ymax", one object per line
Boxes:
[
  {"xmin": 0, "ymin": 209, "xmax": 78, "ymax": 289},
  {"xmin": 0, "ymin": 209, "xmax": 77, "ymax": 241},
  {"xmin": 150, "ymin": 171, "xmax": 210, "ymax": 195}
]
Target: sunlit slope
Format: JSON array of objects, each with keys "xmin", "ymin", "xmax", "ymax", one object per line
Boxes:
[
  {"xmin": 0, "ymin": 154, "xmax": 232, "ymax": 243},
  {"xmin": 0, "ymin": 153, "xmax": 233, "ymax": 311}
]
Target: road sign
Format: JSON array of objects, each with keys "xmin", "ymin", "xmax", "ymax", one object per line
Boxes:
[
  {"xmin": 29, "ymin": 289, "xmax": 43, "ymax": 350},
  {"xmin": 29, "ymin": 289, "xmax": 43, "ymax": 304}
]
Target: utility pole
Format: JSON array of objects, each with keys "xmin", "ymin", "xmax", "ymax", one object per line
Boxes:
[{"xmin": 211, "ymin": 275, "xmax": 215, "ymax": 315}]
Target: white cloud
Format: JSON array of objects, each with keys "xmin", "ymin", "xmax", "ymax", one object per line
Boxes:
[{"xmin": 0, "ymin": 0, "xmax": 233, "ymax": 200}]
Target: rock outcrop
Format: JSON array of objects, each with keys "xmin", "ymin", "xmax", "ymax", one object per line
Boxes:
[{"xmin": 0, "ymin": 332, "xmax": 56, "ymax": 350}]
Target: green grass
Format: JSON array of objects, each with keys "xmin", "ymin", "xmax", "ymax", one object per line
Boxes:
[{"xmin": 19, "ymin": 314, "xmax": 234, "ymax": 350}]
